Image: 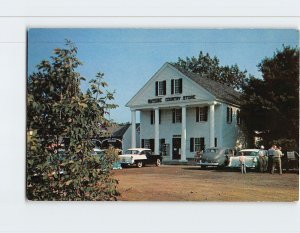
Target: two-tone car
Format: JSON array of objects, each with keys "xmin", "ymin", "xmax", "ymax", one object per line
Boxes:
[
  {"xmin": 227, "ymin": 149, "xmax": 260, "ymax": 170},
  {"xmin": 119, "ymin": 148, "xmax": 162, "ymax": 168},
  {"xmin": 197, "ymin": 147, "xmax": 234, "ymax": 169}
]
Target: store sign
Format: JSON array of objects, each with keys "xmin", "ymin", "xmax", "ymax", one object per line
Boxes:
[
  {"xmin": 182, "ymin": 95, "xmax": 196, "ymax": 100},
  {"xmin": 148, "ymin": 98, "xmax": 162, "ymax": 103},
  {"xmin": 148, "ymin": 95, "xmax": 196, "ymax": 104}
]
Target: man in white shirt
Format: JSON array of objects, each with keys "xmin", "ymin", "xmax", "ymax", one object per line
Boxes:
[
  {"xmin": 268, "ymin": 145, "xmax": 276, "ymax": 173},
  {"xmin": 258, "ymin": 145, "xmax": 268, "ymax": 172}
]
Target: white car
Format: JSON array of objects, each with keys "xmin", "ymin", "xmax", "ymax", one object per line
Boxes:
[
  {"xmin": 119, "ymin": 148, "xmax": 162, "ymax": 168},
  {"xmin": 228, "ymin": 149, "xmax": 260, "ymax": 169}
]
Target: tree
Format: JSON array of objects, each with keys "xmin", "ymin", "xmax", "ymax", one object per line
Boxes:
[
  {"xmin": 241, "ymin": 46, "xmax": 299, "ymax": 149},
  {"xmin": 27, "ymin": 40, "xmax": 119, "ymax": 200},
  {"xmin": 172, "ymin": 51, "xmax": 249, "ymax": 90}
]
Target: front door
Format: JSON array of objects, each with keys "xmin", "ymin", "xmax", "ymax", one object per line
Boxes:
[{"xmin": 172, "ymin": 138, "xmax": 181, "ymax": 160}]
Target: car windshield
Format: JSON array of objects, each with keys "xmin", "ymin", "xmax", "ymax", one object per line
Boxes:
[
  {"xmin": 238, "ymin": 151, "xmax": 258, "ymax": 157},
  {"xmin": 205, "ymin": 148, "xmax": 219, "ymax": 153},
  {"xmin": 125, "ymin": 150, "xmax": 140, "ymax": 154},
  {"xmin": 93, "ymin": 150, "xmax": 105, "ymax": 156},
  {"xmin": 92, "ymin": 140, "xmax": 101, "ymax": 149}
]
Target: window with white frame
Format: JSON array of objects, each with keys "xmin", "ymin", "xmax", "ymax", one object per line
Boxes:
[
  {"xmin": 227, "ymin": 107, "xmax": 233, "ymax": 123},
  {"xmin": 150, "ymin": 109, "xmax": 161, "ymax": 125},
  {"xmin": 172, "ymin": 109, "xmax": 182, "ymax": 123},
  {"xmin": 142, "ymin": 139, "xmax": 154, "ymax": 151},
  {"xmin": 171, "ymin": 78, "xmax": 182, "ymax": 94},
  {"xmin": 155, "ymin": 81, "xmax": 166, "ymax": 96},
  {"xmin": 190, "ymin": 137, "xmax": 205, "ymax": 152},
  {"xmin": 196, "ymin": 106, "xmax": 208, "ymax": 122}
]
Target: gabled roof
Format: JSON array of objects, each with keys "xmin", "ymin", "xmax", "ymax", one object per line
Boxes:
[
  {"xmin": 111, "ymin": 124, "xmax": 130, "ymax": 137},
  {"xmin": 169, "ymin": 63, "xmax": 242, "ymax": 105},
  {"xmin": 112, "ymin": 123, "xmax": 140, "ymax": 138}
]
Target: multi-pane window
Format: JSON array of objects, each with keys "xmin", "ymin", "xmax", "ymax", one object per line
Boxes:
[
  {"xmin": 150, "ymin": 110, "xmax": 161, "ymax": 124},
  {"xmin": 172, "ymin": 109, "xmax": 182, "ymax": 123},
  {"xmin": 190, "ymin": 137, "xmax": 205, "ymax": 152},
  {"xmin": 143, "ymin": 139, "xmax": 150, "ymax": 149},
  {"xmin": 171, "ymin": 78, "xmax": 182, "ymax": 94},
  {"xmin": 155, "ymin": 81, "xmax": 166, "ymax": 96},
  {"xmin": 150, "ymin": 110, "xmax": 154, "ymax": 124},
  {"xmin": 142, "ymin": 139, "xmax": 154, "ymax": 151},
  {"xmin": 227, "ymin": 107, "xmax": 233, "ymax": 123},
  {"xmin": 196, "ymin": 107, "xmax": 208, "ymax": 122}
]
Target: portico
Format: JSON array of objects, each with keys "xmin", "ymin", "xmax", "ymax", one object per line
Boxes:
[{"xmin": 130, "ymin": 100, "xmax": 217, "ymax": 161}]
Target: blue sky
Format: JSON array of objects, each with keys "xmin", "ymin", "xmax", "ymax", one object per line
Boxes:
[{"xmin": 28, "ymin": 29, "xmax": 299, "ymax": 123}]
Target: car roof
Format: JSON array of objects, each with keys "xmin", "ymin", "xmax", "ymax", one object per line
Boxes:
[
  {"xmin": 239, "ymin": 149, "xmax": 260, "ymax": 152},
  {"xmin": 93, "ymin": 148, "xmax": 105, "ymax": 152},
  {"xmin": 205, "ymin": 147, "xmax": 233, "ymax": 150},
  {"xmin": 128, "ymin": 148, "xmax": 151, "ymax": 151}
]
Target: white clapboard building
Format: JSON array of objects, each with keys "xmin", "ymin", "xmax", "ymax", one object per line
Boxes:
[{"xmin": 126, "ymin": 63, "xmax": 245, "ymax": 161}]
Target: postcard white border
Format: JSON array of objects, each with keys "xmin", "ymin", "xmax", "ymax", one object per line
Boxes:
[{"xmin": 0, "ymin": 0, "xmax": 299, "ymax": 232}]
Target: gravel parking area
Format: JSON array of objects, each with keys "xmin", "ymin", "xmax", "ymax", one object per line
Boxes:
[{"xmin": 113, "ymin": 165, "xmax": 299, "ymax": 201}]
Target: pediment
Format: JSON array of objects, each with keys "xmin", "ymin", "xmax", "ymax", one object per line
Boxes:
[{"xmin": 126, "ymin": 63, "xmax": 215, "ymax": 109}]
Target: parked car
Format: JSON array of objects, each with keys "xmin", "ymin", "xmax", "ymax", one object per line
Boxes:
[
  {"xmin": 119, "ymin": 148, "xmax": 162, "ymax": 168},
  {"xmin": 283, "ymin": 151, "xmax": 299, "ymax": 171},
  {"xmin": 228, "ymin": 149, "xmax": 260, "ymax": 170},
  {"xmin": 197, "ymin": 147, "xmax": 234, "ymax": 168}
]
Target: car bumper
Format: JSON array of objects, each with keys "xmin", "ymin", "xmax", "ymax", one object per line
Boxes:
[
  {"xmin": 120, "ymin": 161, "xmax": 134, "ymax": 165},
  {"xmin": 197, "ymin": 162, "xmax": 220, "ymax": 166}
]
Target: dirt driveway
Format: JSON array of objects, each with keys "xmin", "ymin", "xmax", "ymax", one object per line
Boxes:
[{"xmin": 113, "ymin": 165, "xmax": 299, "ymax": 201}]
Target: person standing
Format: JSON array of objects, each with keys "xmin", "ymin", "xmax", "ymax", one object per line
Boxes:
[
  {"xmin": 239, "ymin": 152, "xmax": 246, "ymax": 174},
  {"xmin": 194, "ymin": 150, "xmax": 203, "ymax": 163},
  {"xmin": 268, "ymin": 145, "xmax": 276, "ymax": 173},
  {"xmin": 259, "ymin": 145, "xmax": 268, "ymax": 172},
  {"xmin": 271, "ymin": 146, "xmax": 283, "ymax": 175}
]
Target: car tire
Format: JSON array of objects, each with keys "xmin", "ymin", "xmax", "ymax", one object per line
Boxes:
[
  {"xmin": 155, "ymin": 159, "xmax": 161, "ymax": 166},
  {"xmin": 217, "ymin": 165, "xmax": 223, "ymax": 170},
  {"xmin": 136, "ymin": 161, "xmax": 143, "ymax": 168}
]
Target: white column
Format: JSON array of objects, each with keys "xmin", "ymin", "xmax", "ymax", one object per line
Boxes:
[
  {"xmin": 180, "ymin": 105, "xmax": 187, "ymax": 161},
  {"xmin": 131, "ymin": 109, "xmax": 136, "ymax": 148},
  {"xmin": 219, "ymin": 104, "xmax": 223, "ymax": 147},
  {"xmin": 154, "ymin": 107, "xmax": 160, "ymax": 155},
  {"xmin": 210, "ymin": 104, "xmax": 215, "ymax": 147}
]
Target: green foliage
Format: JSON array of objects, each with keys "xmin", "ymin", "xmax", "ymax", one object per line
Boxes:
[
  {"xmin": 241, "ymin": 46, "xmax": 299, "ymax": 148},
  {"xmin": 27, "ymin": 40, "xmax": 119, "ymax": 200},
  {"xmin": 270, "ymin": 139, "xmax": 298, "ymax": 152},
  {"xmin": 172, "ymin": 51, "xmax": 249, "ymax": 90}
]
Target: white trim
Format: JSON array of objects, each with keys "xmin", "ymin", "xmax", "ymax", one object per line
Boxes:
[
  {"xmin": 180, "ymin": 105, "xmax": 187, "ymax": 161},
  {"xmin": 219, "ymin": 103, "xmax": 224, "ymax": 147},
  {"xmin": 131, "ymin": 100, "xmax": 218, "ymax": 110},
  {"xmin": 154, "ymin": 107, "xmax": 160, "ymax": 155},
  {"xmin": 131, "ymin": 110, "xmax": 136, "ymax": 148},
  {"xmin": 126, "ymin": 63, "xmax": 216, "ymax": 108},
  {"xmin": 209, "ymin": 104, "xmax": 215, "ymax": 147},
  {"xmin": 126, "ymin": 63, "xmax": 170, "ymax": 107}
]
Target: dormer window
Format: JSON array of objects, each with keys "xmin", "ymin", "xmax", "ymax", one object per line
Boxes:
[
  {"xmin": 155, "ymin": 81, "xmax": 166, "ymax": 96},
  {"xmin": 171, "ymin": 78, "xmax": 182, "ymax": 95}
]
